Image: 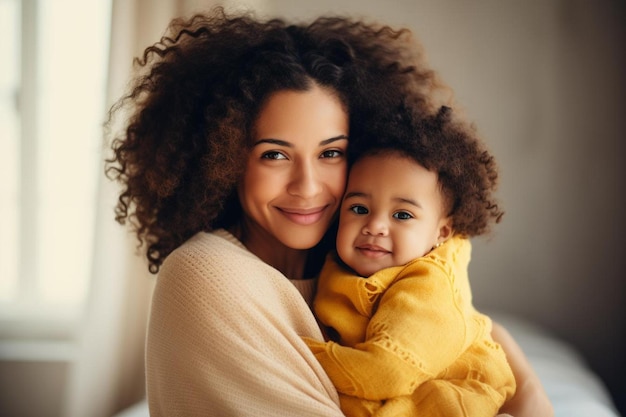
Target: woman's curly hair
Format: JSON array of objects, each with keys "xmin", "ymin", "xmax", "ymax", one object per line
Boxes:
[
  {"xmin": 105, "ymin": 6, "xmax": 451, "ymax": 273},
  {"xmin": 348, "ymin": 103, "xmax": 503, "ymax": 237}
]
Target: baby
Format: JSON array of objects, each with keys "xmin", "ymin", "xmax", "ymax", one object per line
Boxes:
[{"xmin": 304, "ymin": 105, "xmax": 516, "ymax": 416}]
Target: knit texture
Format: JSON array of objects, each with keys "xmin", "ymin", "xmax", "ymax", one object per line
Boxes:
[
  {"xmin": 304, "ymin": 236, "xmax": 516, "ymax": 416},
  {"xmin": 146, "ymin": 229, "xmax": 342, "ymax": 416}
]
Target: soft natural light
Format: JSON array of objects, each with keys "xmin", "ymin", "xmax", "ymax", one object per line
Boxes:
[
  {"xmin": 0, "ymin": 0, "xmax": 20, "ymax": 302},
  {"xmin": 0, "ymin": 0, "xmax": 112, "ymax": 316},
  {"xmin": 36, "ymin": 1, "xmax": 111, "ymax": 305}
]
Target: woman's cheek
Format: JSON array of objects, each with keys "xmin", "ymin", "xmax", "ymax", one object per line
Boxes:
[{"xmin": 329, "ymin": 163, "xmax": 348, "ymax": 207}]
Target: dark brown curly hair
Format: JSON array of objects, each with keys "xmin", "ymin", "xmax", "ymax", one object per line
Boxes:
[
  {"xmin": 105, "ymin": 6, "xmax": 451, "ymax": 273},
  {"xmin": 348, "ymin": 103, "xmax": 503, "ymax": 237}
]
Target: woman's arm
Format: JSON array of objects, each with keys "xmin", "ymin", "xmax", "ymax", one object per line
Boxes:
[{"xmin": 492, "ymin": 321, "xmax": 554, "ymax": 417}]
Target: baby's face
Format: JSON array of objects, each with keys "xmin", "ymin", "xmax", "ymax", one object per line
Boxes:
[{"xmin": 336, "ymin": 153, "xmax": 451, "ymax": 277}]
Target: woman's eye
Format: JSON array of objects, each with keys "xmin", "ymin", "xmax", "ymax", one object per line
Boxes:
[
  {"xmin": 349, "ymin": 205, "xmax": 368, "ymax": 215},
  {"xmin": 393, "ymin": 211, "xmax": 413, "ymax": 220},
  {"xmin": 261, "ymin": 151, "xmax": 287, "ymax": 160},
  {"xmin": 320, "ymin": 149, "xmax": 344, "ymax": 159}
]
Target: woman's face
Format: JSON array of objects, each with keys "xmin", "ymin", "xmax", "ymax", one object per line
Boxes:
[{"xmin": 238, "ymin": 85, "xmax": 349, "ymax": 251}]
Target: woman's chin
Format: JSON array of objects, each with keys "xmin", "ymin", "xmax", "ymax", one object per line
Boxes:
[{"xmin": 276, "ymin": 228, "xmax": 326, "ymax": 251}]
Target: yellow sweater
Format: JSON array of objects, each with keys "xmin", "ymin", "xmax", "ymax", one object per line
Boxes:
[{"xmin": 304, "ymin": 237, "xmax": 516, "ymax": 417}]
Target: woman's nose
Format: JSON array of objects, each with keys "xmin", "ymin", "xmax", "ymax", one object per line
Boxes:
[{"xmin": 287, "ymin": 162, "xmax": 322, "ymax": 198}]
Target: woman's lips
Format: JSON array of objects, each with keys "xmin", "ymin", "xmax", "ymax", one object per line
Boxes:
[{"xmin": 278, "ymin": 206, "xmax": 327, "ymax": 225}]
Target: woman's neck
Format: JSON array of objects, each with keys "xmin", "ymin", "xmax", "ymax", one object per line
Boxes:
[{"xmin": 229, "ymin": 222, "xmax": 308, "ymax": 279}]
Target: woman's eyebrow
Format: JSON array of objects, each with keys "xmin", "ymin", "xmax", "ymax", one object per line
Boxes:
[
  {"xmin": 253, "ymin": 138, "xmax": 291, "ymax": 147},
  {"xmin": 253, "ymin": 134, "xmax": 348, "ymax": 147},
  {"xmin": 320, "ymin": 135, "xmax": 349, "ymax": 145}
]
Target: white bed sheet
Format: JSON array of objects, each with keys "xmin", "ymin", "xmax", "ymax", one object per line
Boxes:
[
  {"xmin": 489, "ymin": 312, "xmax": 621, "ymax": 417},
  {"xmin": 114, "ymin": 312, "xmax": 621, "ymax": 417}
]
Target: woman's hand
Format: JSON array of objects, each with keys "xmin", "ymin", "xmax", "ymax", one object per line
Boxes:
[{"xmin": 492, "ymin": 321, "xmax": 554, "ymax": 417}]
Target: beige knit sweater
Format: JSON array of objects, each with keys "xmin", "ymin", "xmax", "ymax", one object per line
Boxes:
[{"xmin": 146, "ymin": 229, "xmax": 342, "ymax": 416}]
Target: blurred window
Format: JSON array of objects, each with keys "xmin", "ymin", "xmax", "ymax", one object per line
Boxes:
[{"xmin": 0, "ymin": 0, "xmax": 112, "ymax": 339}]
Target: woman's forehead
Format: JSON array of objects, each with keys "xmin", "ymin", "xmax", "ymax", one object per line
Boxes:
[{"xmin": 253, "ymin": 86, "xmax": 349, "ymax": 146}]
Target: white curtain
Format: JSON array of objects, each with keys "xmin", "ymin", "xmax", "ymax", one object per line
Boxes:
[{"xmin": 63, "ymin": 1, "xmax": 187, "ymax": 416}]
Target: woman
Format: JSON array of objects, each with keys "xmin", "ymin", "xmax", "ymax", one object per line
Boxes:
[{"xmin": 106, "ymin": 7, "xmax": 552, "ymax": 416}]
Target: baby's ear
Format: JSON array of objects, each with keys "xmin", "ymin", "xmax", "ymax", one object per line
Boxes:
[{"xmin": 437, "ymin": 217, "xmax": 453, "ymax": 242}]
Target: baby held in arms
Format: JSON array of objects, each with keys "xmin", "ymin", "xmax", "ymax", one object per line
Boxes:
[{"xmin": 303, "ymin": 104, "xmax": 516, "ymax": 417}]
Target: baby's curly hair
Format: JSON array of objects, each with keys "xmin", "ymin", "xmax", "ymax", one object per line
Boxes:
[
  {"xmin": 105, "ymin": 6, "xmax": 451, "ymax": 273},
  {"xmin": 349, "ymin": 103, "xmax": 503, "ymax": 237}
]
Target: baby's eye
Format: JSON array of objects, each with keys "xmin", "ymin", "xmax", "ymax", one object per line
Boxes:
[
  {"xmin": 349, "ymin": 205, "xmax": 369, "ymax": 215},
  {"xmin": 393, "ymin": 211, "xmax": 413, "ymax": 220},
  {"xmin": 320, "ymin": 149, "xmax": 344, "ymax": 159},
  {"xmin": 261, "ymin": 151, "xmax": 287, "ymax": 160}
]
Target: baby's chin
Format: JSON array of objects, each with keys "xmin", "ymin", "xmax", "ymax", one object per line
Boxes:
[{"xmin": 353, "ymin": 263, "xmax": 393, "ymax": 278}]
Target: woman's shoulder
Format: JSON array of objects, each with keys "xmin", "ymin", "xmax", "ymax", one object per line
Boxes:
[
  {"xmin": 156, "ymin": 229, "xmax": 301, "ymax": 300},
  {"xmin": 183, "ymin": 228, "xmax": 248, "ymax": 253},
  {"xmin": 152, "ymin": 228, "xmax": 317, "ymax": 328},
  {"xmin": 164, "ymin": 229, "xmax": 250, "ymax": 267},
  {"xmin": 157, "ymin": 229, "xmax": 255, "ymax": 288}
]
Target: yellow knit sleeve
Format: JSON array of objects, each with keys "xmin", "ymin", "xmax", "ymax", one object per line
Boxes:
[{"xmin": 309, "ymin": 264, "xmax": 469, "ymax": 400}]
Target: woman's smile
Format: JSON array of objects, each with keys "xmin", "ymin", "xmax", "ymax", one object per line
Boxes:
[{"xmin": 277, "ymin": 205, "xmax": 329, "ymax": 225}]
